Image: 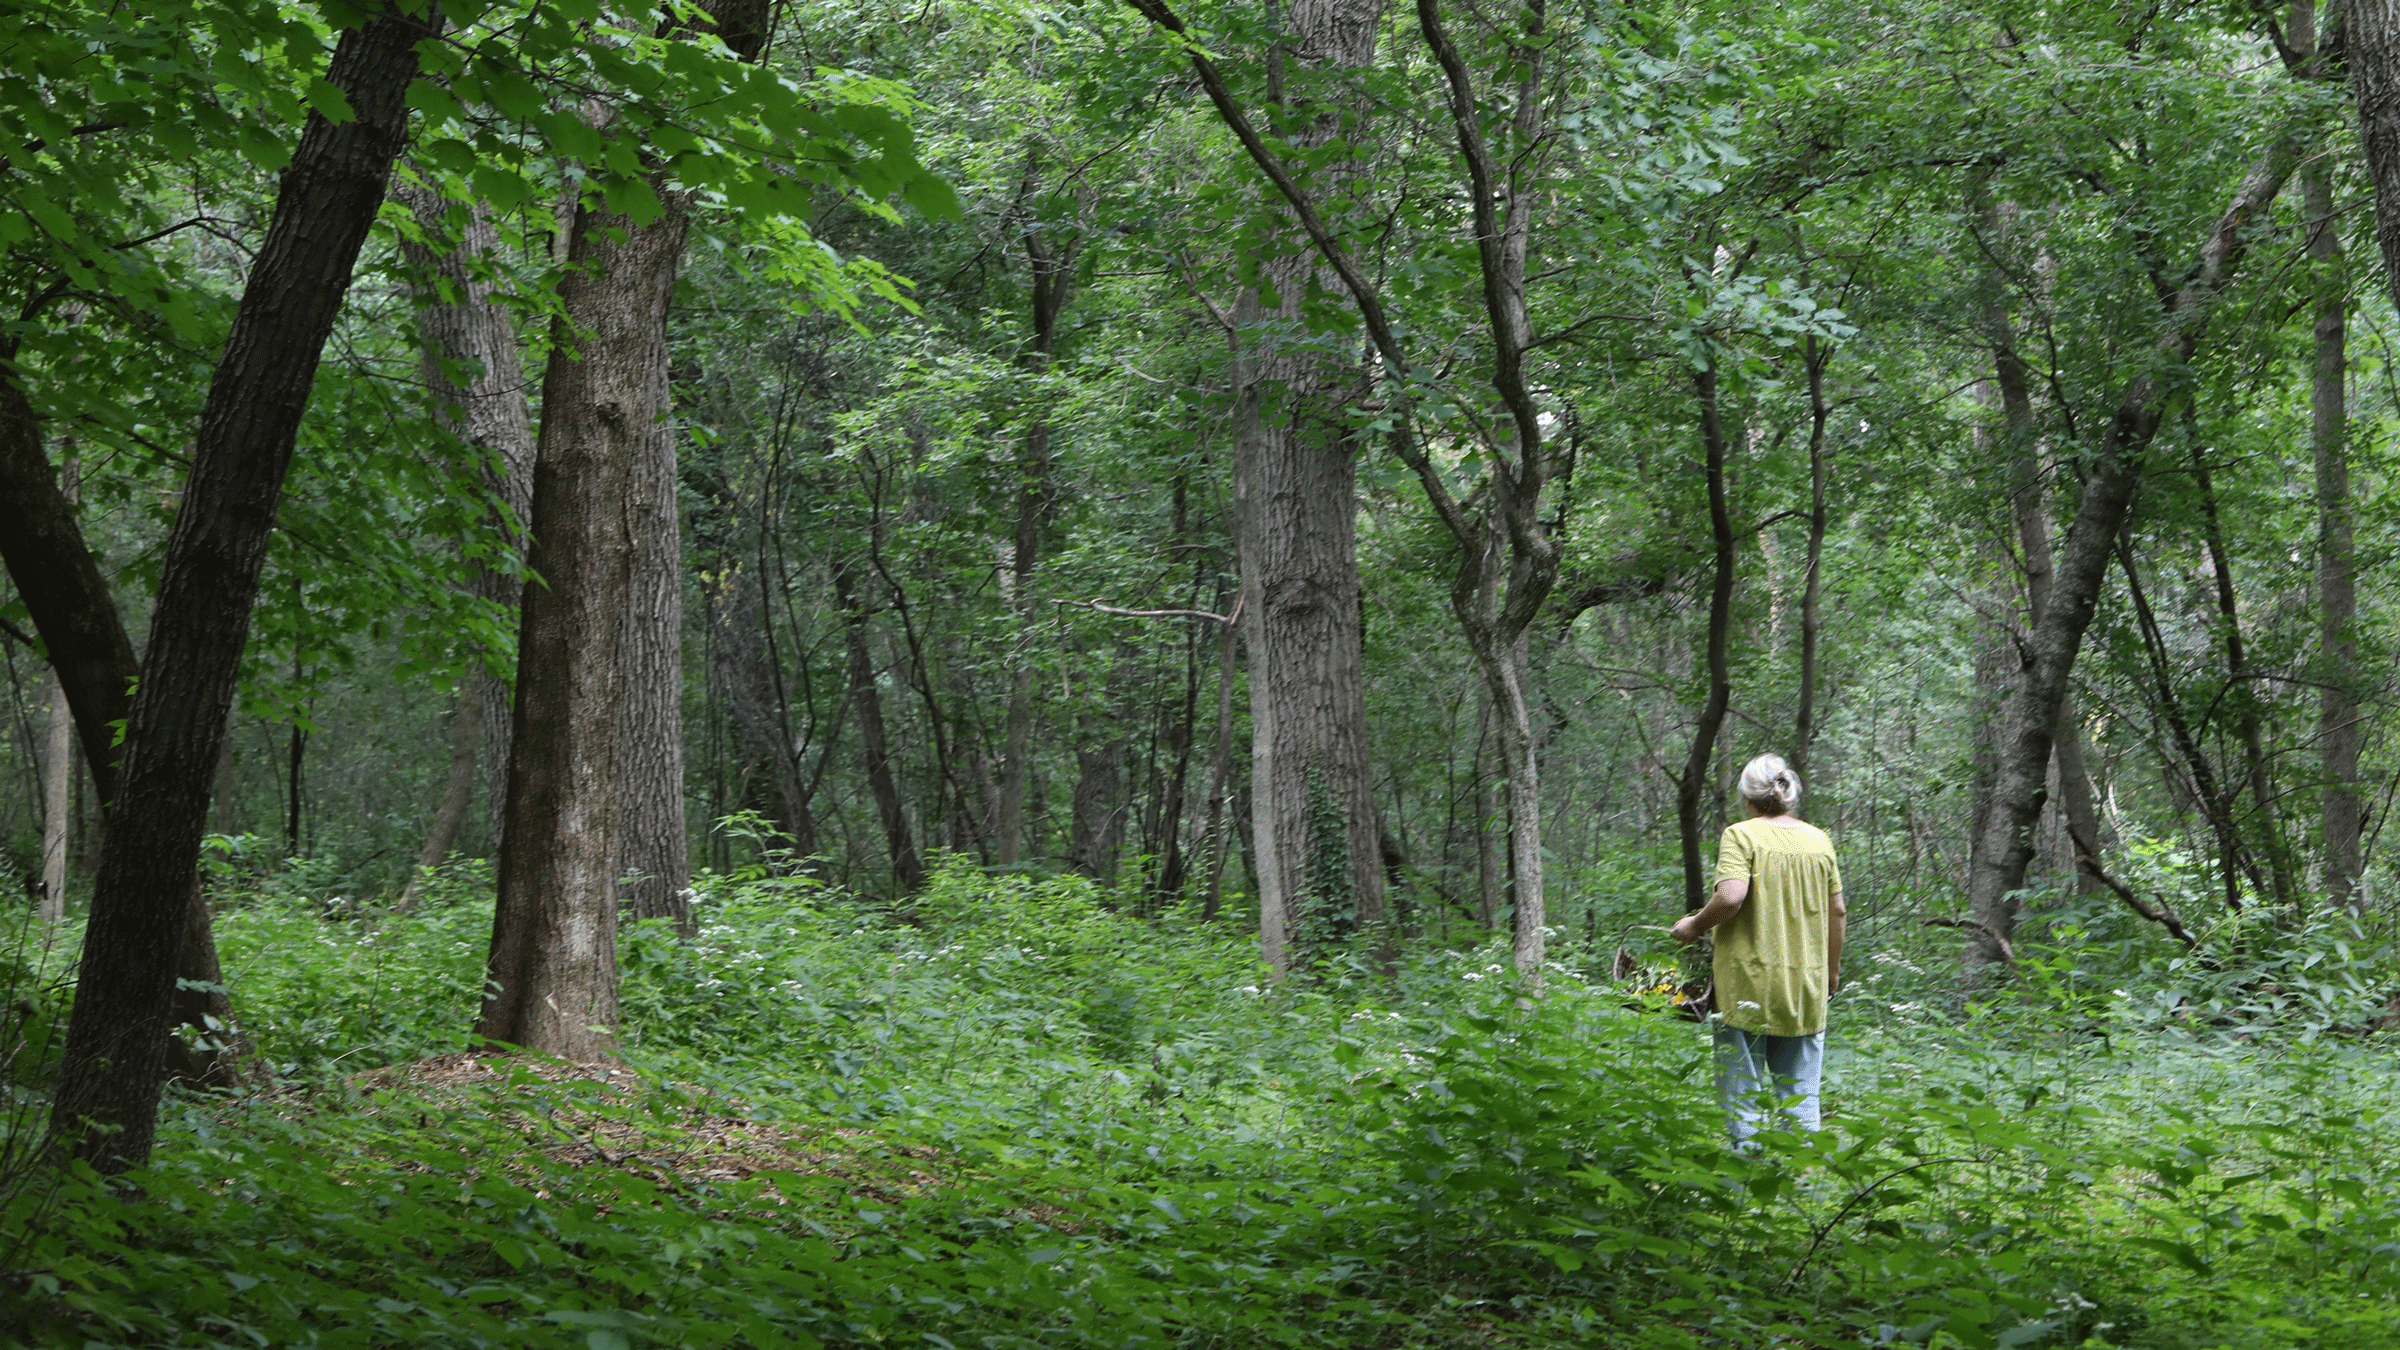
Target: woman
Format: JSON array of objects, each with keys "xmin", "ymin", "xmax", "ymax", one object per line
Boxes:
[{"xmin": 1669, "ymin": 753, "xmax": 1846, "ymax": 1140}]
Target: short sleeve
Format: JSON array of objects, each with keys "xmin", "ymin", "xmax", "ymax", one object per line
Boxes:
[
  {"xmin": 1713, "ymin": 824, "xmax": 1754, "ymax": 886},
  {"xmin": 1829, "ymin": 850, "xmax": 1844, "ymax": 894}
]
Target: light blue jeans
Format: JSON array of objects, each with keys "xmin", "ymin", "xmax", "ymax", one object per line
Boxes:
[{"xmin": 1714, "ymin": 1026, "xmax": 1825, "ymax": 1142}]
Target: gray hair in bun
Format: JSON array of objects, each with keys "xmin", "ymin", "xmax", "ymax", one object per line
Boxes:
[{"xmin": 1740, "ymin": 753, "xmax": 1801, "ymax": 815}]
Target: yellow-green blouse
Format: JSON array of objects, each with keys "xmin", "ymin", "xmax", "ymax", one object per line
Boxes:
[{"xmin": 1712, "ymin": 817, "xmax": 1843, "ymax": 1036}]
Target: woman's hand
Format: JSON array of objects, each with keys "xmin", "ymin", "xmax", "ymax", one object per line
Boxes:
[{"xmin": 1668, "ymin": 915, "xmax": 1704, "ymax": 944}]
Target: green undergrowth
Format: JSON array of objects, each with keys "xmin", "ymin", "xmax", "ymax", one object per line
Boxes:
[{"xmin": 3, "ymin": 859, "xmax": 2398, "ymax": 1347}]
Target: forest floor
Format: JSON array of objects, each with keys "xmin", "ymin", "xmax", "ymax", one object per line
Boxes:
[{"xmin": 3, "ymin": 858, "xmax": 2398, "ymax": 1348}]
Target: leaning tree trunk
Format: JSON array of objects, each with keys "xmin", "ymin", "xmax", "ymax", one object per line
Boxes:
[
  {"xmin": 392, "ymin": 181, "xmax": 536, "ymax": 883},
  {"xmin": 2, "ymin": 368, "xmax": 238, "ymax": 1075},
  {"xmin": 47, "ymin": 4, "xmax": 434, "ymax": 1171},
  {"xmin": 1969, "ymin": 199, "xmax": 2110, "ymax": 976},
  {"xmin": 1963, "ymin": 133, "xmax": 2304, "ymax": 937}
]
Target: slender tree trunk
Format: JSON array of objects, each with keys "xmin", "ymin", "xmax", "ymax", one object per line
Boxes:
[
  {"xmin": 476, "ymin": 189, "xmax": 683, "ymax": 1059},
  {"xmin": 995, "ymin": 184, "xmax": 1074, "ymax": 866},
  {"xmin": 1199, "ymin": 600, "xmax": 1241, "ymax": 920},
  {"xmin": 833, "ymin": 558, "xmax": 927, "ymax": 893},
  {"xmin": 2190, "ymin": 441, "xmax": 2295, "ymax": 907},
  {"xmin": 2307, "ymin": 153, "xmax": 2362, "ymax": 907},
  {"xmin": 716, "ymin": 563, "xmax": 819, "ymax": 858},
  {"xmin": 1790, "ymin": 336, "xmax": 1830, "ymax": 782},
  {"xmin": 1966, "ymin": 134, "xmax": 2303, "ymax": 935},
  {"xmin": 1969, "ymin": 202, "xmax": 2109, "ymax": 974},
  {"xmin": 2118, "ymin": 532, "xmax": 2268, "ymax": 909},
  {"xmin": 48, "ymin": 4, "xmax": 434, "ymax": 1169},
  {"xmin": 38, "ymin": 669, "xmax": 69, "ymax": 924},
  {"xmin": 1474, "ymin": 684, "xmax": 1499, "ymax": 928},
  {"xmin": 285, "ymin": 663, "xmax": 306, "ymax": 855},
  {"xmin": 1070, "ymin": 692, "xmax": 1128, "ymax": 887},
  {"xmin": 1679, "ymin": 367, "xmax": 1738, "ymax": 913},
  {"xmin": 1154, "ymin": 623, "xmax": 1200, "ymax": 905},
  {"xmin": 400, "ymin": 691, "xmax": 481, "ymax": 905}
]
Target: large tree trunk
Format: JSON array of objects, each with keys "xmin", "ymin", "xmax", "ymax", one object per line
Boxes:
[
  {"xmin": 606, "ymin": 1, "xmax": 772, "ymax": 930},
  {"xmin": 47, "ymin": 4, "xmax": 433, "ymax": 1170},
  {"xmin": 616, "ymin": 421, "xmax": 691, "ymax": 932},
  {"xmin": 1232, "ymin": 0, "xmax": 1387, "ymax": 975},
  {"xmin": 2354, "ymin": 0, "xmax": 2400, "ymax": 307},
  {"xmin": 1963, "ymin": 135, "xmax": 2304, "ymax": 937},
  {"xmin": 392, "ymin": 182, "xmax": 537, "ymax": 872},
  {"xmin": 476, "ymin": 189, "xmax": 683, "ymax": 1059}
]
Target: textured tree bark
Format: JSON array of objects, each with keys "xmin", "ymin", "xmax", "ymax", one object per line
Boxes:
[
  {"xmin": 832, "ymin": 557, "xmax": 927, "ymax": 893},
  {"xmin": 1229, "ymin": 0, "xmax": 1387, "ymax": 975},
  {"xmin": 1962, "ymin": 134, "xmax": 2303, "ymax": 942},
  {"xmin": 1968, "ymin": 207, "xmax": 2110, "ymax": 975},
  {"xmin": 2354, "ymin": 0, "xmax": 2400, "ymax": 304},
  {"xmin": 2289, "ymin": 6, "xmax": 2366, "ymax": 908},
  {"xmin": 38, "ymin": 669, "xmax": 69, "ymax": 924},
  {"xmin": 1, "ymin": 399, "xmax": 236, "ymax": 1058},
  {"xmin": 392, "ymin": 181, "xmax": 536, "ymax": 867},
  {"xmin": 1235, "ymin": 397, "xmax": 1381, "ymax": 967},
  {"xmin": 476, "ymin": 184, "xmax": 684, "ymax": 1058},
  {"xmin": 607, "ymin": 0, "xmax": 772, "ymax": 933},
  {"xmin": 1678, "ymin": 368, "xmax": 1738, "ymax": 914},
  {"xmin": 0, "ymin": 396, "xmax": 139, "ymax": 769},
  {"xmin": 48, "ymin": 4, "xmax": 434, "ymax": 1170},
  {"xmin": 616, "ymin": 401, "xmax": 692, "ymax": 931}
]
